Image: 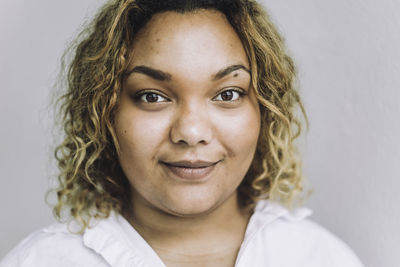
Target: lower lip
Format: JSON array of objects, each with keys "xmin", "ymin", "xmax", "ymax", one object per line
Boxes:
[{"xmin": 161, "ymin": 163, "xmax": 218, "ymax": 181}]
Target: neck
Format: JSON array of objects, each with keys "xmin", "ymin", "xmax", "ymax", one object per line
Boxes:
[{"xmin": 126, "ymin": 192, "xmax": 251, "ymax": 257}]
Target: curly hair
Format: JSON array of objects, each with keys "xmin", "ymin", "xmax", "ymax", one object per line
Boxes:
[{"xmin": 52, "ymin": 0, "xmax": 308, "ymax": 231}]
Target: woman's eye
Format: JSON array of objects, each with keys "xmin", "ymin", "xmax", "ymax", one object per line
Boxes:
[
  {"xmin": 137, "ymin": 92, "xmax": 169, "ymax": 103},
  {"xmin": 213, "ymin": 89, "xmax": 244, "ymax": 102}
]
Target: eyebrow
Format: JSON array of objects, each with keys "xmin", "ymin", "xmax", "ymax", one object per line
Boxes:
[
  {"xmin": 213, "ymin": 64, "xmax": 251, "ymax": 81},
  {"xmin": 126, "ymin": 65, "xmax": 172, "ymax": 81},
  {"xmin": 125, "ymin": 64, "xmax": 251, "ymax": 82}
]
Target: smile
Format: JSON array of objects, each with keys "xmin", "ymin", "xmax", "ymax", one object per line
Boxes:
[{"xmin": 160, "ymin": 160, "xmax": 220, "ymax": 181}]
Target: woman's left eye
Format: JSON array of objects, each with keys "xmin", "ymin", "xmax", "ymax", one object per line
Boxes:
[
  {"xmin": 134, "ymin": 91, "xmax": 169, "ymax": 103},
  {"xmin": 213, "ymin": 89, "xmax": 245, "ymax": 102}
]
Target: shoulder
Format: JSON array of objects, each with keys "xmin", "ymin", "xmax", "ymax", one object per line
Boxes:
[
  {"xmin": 0, "ymin": 222, "xmax": 105, "ymax": 267},
  {"xmin": 268, "ymin": 218, "xmax": 362, "ymax": 265},
  {"xmin": 241, "ymin": 201, "xmax": 364, "ymax": 267}
]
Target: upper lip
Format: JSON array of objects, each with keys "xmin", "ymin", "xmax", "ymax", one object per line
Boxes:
[{"xmin": 161, "ymin": 160, "xmax": 220, "ymax": 168}]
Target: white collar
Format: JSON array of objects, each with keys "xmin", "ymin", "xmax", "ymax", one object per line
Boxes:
[
  {"xmin": 236, "ymin": 200, "xmax": 312, "ymax": 264},
  {"xmin": 83, "ymin": 212, "xmax": 165, "ymax": 267},
  {"xmin": 82, "ymin": 200, "xmax": 312, "ymax": 267}
]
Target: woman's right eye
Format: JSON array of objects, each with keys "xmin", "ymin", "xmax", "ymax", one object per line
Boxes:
[{"xmin": 135, "ymin": 92, "xmax": 169, "ymax": 103}]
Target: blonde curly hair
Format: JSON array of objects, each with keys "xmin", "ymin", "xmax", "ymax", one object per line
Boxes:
[{"xmin": 52, "ymin": 0, "xmax": 308, "ymax": 231}]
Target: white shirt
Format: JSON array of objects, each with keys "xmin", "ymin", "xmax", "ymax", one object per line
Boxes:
[{"xmin": 0, "ymin": 201, "xmax": 364, "ymax": 267}]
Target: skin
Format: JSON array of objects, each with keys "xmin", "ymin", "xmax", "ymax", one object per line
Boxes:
[{"xmin": 114, "ymin": 10, "xmax": 261, "ymax": 266}]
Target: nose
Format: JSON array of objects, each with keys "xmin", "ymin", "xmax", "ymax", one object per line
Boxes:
[{"xmin": 169, "ymin": 102, "xmax": 213, "ymax": 146}]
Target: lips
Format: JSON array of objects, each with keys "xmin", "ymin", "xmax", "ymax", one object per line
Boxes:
[{"xmin": 160, "ymin": 160, "xmax": 220, "ymax": 180}]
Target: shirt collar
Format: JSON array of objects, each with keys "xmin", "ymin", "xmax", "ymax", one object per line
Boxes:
[
  {"xmin": 83, "ymin": 211, "xmax": 166, "ymax": 267},
  {"xmin": 82, "ymin": 200, "xmax": 311, "ymax": 267}
]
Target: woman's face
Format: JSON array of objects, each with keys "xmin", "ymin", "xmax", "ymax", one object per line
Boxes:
[{"xmin": 115, "ymin": 10, "xmax": 260, "ymax": 217}]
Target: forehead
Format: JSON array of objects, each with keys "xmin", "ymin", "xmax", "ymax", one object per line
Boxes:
[{"xmin": 129, "ymin": 10, "xmax": 249, "ymax": 74}]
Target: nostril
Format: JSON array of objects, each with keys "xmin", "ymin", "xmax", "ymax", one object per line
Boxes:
[{"xmin": 173, "ymin": 138, "xmax": 209, "ymax": 146}]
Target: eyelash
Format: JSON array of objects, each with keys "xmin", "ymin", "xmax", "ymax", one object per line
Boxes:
[
  {"xmin": 134, "ymin": 90, "xmax": 169, "ymax": 103},
  {"xmin": 213, "ymin": 88, "xmax": 246, "ymax": 102},
  {"xmin": 134, "ymin": 88, "xmax": 247, "ymax": 103}
]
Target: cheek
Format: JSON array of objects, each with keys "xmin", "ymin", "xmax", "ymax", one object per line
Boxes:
[
  {"xmin": 114, "ymin": 109, "xmax": 171, "ymax": 163},
  {"xmin": 211, "ymin": 106, "xmax": 260, "ymax": 156},
  {"xmin": 211, "ymin": 106, "xmax": 260, "ymax": 194}
]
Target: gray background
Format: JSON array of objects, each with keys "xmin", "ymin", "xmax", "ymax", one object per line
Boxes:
[{"xmin": 1, "ymin": 0, "xmax": 399, "ymax": 266}]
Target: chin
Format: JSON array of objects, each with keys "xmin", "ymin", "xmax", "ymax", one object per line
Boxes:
[{"xmin": 159, "ymin": 192, "xmax": 226, "ymax": 218}]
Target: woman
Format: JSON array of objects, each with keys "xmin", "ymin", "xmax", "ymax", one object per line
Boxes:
[{"xmin": 1, "ymin": 0, "xmax": 363, "ymax": 266}]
